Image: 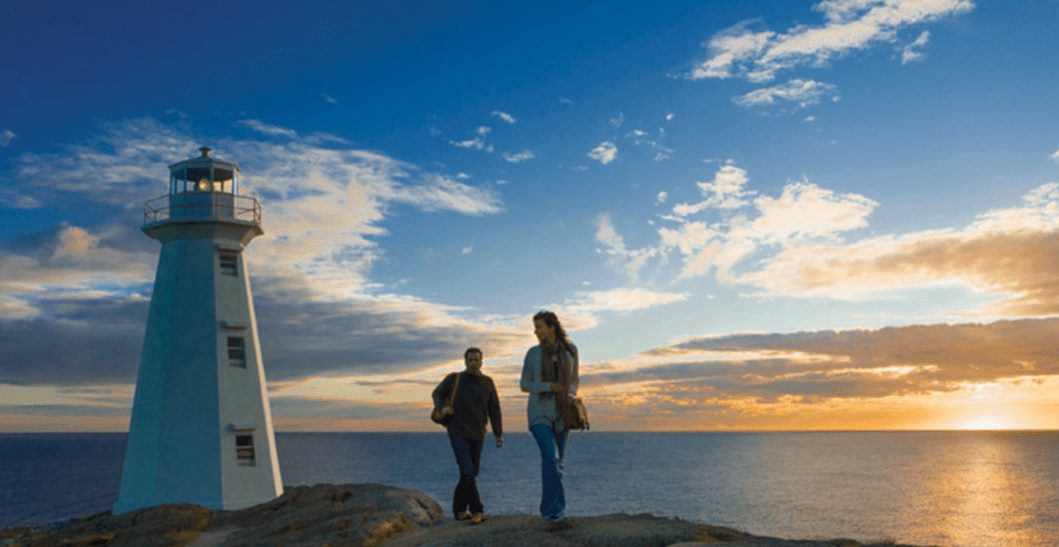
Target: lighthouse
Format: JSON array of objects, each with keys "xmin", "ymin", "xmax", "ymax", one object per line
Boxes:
[{"xmin": 114, "ymin": 147, "xmax": 283, "ymax": 513}]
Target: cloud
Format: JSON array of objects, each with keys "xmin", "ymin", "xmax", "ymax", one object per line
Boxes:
[
  {"xmin": 461, "ymin": 246, "xmax": 473, "ymax": 255},
  {"xmin": 450, "ymin": 137, "xmax": 488, "ymax": 150},
  {"xmin": 236, "ymin": 119, "xmax": 299, "ymax": 138},
  {"xmin": 0, "ymin": 129, "xmax": 15, "ymax": 147},
  {"xmin": 689, "ymin": 0, "xmax": 973, "ymax": 82},
  {"xmin": 0, "ymin": 289, "xmax": 531, "ymax": 385},
  {"xmin": 588, "ymin": 141, "xmax": 618, "ymax": 165},
  {"xmin": 733, "ymin": 79, "xmax": 839, "ymax": 110},
  {"xmin": 734, "ymin": 185, "xmax": 1059, "ymax": 315},
  {"xmin": 689, "ymin": 22, "xmax": 775, "ymax": 80},
  {"xmin": 674, "ymin": 180, "xmax": 877, "ymax": 280},
  {"xmin": 609, "ymin": 112, "xmax": 625, "ymax": 128},
  {"xmin": 491, "ymin": 111, "xmax": 516, "ymax": 124},
  {"xmin": 449, "ymin": 127, "xmax": 494, "ymax": 153},
  {"xmin": 321, "ymin": 93, "xmax": 339, "ymax": 104},
  {"xmin": 1050, "ymin": 149, "xmax": 1059, "ymax": 162},
  {"xmin": 541, "ymin": 287, "xmax": 689, "ymax": 332},
  {"xmin": 665, "ymin": 113, "xmax": 675, "ymax": 122},
  {"xmin": 594, "ymin": 214, "xmax": 662, "ymax": 280},
  {"xmin": 602, "ymin": 160, "xmax": 1059, "ymax": 318},
  {"xmin": 565, "ymin": 288, "xmax": 688, "ymax": 313},
  {"xmin": 625, "ymin": 129, "xmax": 674, "ymax": 162},
  {"xmin": 502, "ymin": 150, "xmax": 535, "ymax": 163},
  {"xmin": 632, "ymin": 317, "xmax": 1059, "ymax": 401},
  {"xmin": 673, "ymin": 164, "xmax": 755, "ymax": 215},
  {"xmin": 749, "ymin": 182, "xmax": 877, "ymax": 243},
  {"xmin": 0, "ymin": 117, "xmax": 515, "ymax": 387},
  {"xmin": 900, "ymin": 30, "xmax": 931, "ymax": 64},
  {"xmin": 542, "ymin": 316, "xmax": 1059, "ymax": 430},
  {"xmin": 656, "ymin": 192, "xmax": 668, "ymax": 204},
  {"xmin": 0, "ymin": 224, "xmax": 156, "ymax": 319},
  {"xmin": 598, "ymin": 163, "xmax": 881, "ymax": 283}
]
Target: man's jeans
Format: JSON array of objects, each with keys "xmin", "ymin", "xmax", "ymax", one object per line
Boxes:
[
  {"xmin": 530, "ymin": 422, "xmax": 569, "ymax": 519},
  {"xmin": 448, "ymin": 431, "xmax": 485, "ymax": 515}
]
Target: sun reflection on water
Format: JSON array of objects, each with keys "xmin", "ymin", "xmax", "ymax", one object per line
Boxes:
[{"xmin": 909, "ymin": 433, "xmax": 1045, "ymax": 545}]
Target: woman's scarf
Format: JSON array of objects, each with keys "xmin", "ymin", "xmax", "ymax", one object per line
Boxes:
[{"xmin": 540, "ymin": 340, "xmax": 573, "ymax": 403}]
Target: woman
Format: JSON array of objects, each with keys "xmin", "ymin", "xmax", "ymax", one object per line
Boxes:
[{"xmin": 520, "ymin": 310, "xmax": 579, "ymax": 524}]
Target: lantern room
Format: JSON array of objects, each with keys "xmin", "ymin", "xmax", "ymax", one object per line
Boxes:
[
  {"xmin": 144, "ymin": 146, "xmax": 261, "ymax": 228},
  {"xmin": 169, "ymin": 146, "xmax": 240, "ymax": 194}
]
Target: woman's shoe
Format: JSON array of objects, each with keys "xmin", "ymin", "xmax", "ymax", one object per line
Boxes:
[
  {"xmin": 455, "ymin": 511, "xmax": 471, "ymax": 521},
  {"xmin": 470, "ymin": 512, "xmax": 486, "ymax": 525}
]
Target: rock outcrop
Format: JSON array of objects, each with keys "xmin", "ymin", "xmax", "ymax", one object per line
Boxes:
[{"xmin": 0, "ymin": 483, "xmax": 919, "ymax": 546}]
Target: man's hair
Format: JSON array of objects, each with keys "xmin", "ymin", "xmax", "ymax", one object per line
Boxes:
[{"xmin": 464, "ymin": 347, "xmax": 483, "ymax": 359}]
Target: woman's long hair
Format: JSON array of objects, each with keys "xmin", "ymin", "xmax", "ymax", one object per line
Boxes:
[{"xmin": 533, "ymin": 310, "xmax": 571, "ymax": 347}]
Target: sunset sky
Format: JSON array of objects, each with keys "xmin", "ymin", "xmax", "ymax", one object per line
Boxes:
[{"xmin": 2, "ymin": 0, "xmax": 1058, "ymax": 432}]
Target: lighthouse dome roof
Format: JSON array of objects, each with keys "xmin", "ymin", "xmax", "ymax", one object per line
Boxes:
[{"xmin": 169, "ymin": 146, "xmax": 239, "ymax": 174}]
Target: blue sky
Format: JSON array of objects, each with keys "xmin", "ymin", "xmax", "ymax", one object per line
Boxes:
[{"xmin": 3, "ymin": 0, "xmax": 1059, "ymax": 431}]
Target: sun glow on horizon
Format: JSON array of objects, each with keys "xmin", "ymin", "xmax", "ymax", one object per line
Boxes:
[{"xmin": 952, "ymin": 415, "xmax": 1019, "ymax": 431}]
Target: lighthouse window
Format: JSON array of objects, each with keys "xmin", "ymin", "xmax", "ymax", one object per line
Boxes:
[
  {"xmin": 235, "ymin": 434, "xmax": 255, "ymax": 465},
  {"xmin": 228, "ymin": 336, "xmax": 246, "ymax": 367},
  {"xmin": 219, "ymin": 252, "xmax": 239, "ymax": 277}
]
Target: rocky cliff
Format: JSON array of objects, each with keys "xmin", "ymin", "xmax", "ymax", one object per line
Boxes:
[{"xmin": 0, "ymin": 483, "xmax": 919, "ymax": 546}]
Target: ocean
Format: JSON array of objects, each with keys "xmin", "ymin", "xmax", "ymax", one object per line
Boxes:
[{"xmin": 1, "ymin": 431, "xmax": 1056, "ymax": 545}]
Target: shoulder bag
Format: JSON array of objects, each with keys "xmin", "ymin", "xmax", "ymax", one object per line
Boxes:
[{"xmin": 430, "ymin": 372, "xmax": 461, "ymax": 426}]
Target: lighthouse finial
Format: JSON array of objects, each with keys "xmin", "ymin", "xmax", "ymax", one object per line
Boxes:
[{"xmin": 199, "ymin": 146, "xmax": 212, "ymax": 158}]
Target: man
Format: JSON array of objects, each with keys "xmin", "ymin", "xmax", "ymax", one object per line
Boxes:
[{"xmin": 432, "ymin": 347, "xmax": 503, "ymax": 524}]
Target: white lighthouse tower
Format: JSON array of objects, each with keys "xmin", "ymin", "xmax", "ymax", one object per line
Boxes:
[{"xmin": 114, "ymin": 147, "xmax": 283, "ymax": 513}]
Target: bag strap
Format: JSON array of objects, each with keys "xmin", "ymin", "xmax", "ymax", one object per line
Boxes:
[{"xmin": 446, "ymin": 373, "xmax": 462, "ymax": 407}]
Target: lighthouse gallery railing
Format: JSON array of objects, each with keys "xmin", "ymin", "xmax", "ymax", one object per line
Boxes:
[{"xmin": 143, "ymin": 193, "xmax": 261, "ymax": 225}]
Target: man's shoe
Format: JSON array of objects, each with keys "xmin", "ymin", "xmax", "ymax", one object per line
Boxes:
[
  {"xmin": 546, "ymin": 515, "xmax": 570, "ymax": 531},
  {"xmin": 455, "ymin": 511, "xmax": 471, "ymax": 521},
  {"xmin": 469, "ymin": 512, "xmax": 486, "ymax": 525}
]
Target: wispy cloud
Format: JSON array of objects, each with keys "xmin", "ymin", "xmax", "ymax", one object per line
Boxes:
[
  {"xmin": 595, "ymin": 214, "xmax": 661, "ymax": 280},
  {"xmin": 625, "ymin": 129, "xmax": 674, "ymax": 162},
  {"xmin": 551, "ymin": 288, "xmax": 688, "ymax": 329},
  {"xmin": 502, "ymin": 150, "xmax": 535, "ymax": 163},
  {"xmin": 449, "ymin": 126, "xmax": 494, "ymax": 152},
  {"xmin": 900, "ymin": 30, "xmax": 931, "ymax": 64},
  {"xmin": 689, "ymin": 0, "xmax": 973, "ymax": 82},
  {"xmin": 733, "ymin": 79, "xmax": 839, "ymax": 110},
  {"xmin": 321, "ymin": 93, "xmax": 339, "ymax": 104},
  {"xmin": 0, "ymin": 129, "xmax": 16, "ymax": 147},
  {"xmin": 491, "ymin": 110, "xmax": 516, "ymax": 124},
  {"xmin": 609, "ymin": 112, "xmax": 625, "ymax": 128},
  {"xmin": 236, "ymin": 119, "xmax": 299, "ymax": 138},
  {"xmin": 1050, "ymin": 149, "xmax": 1059, "ymax": 162},
  {"xmin": 0, "ymin": 117, "xmax": 514, "ymax": 386},
  {"xmin": 588, "ymin": 141, "xmax": 618, "ymax": 165}
]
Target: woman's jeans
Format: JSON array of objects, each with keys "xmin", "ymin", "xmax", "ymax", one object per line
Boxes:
[
  {"xmin": 530, "ymin": 422, "xmax": 569, "ymax": 519},
  {"xmin": 448, "ymin": 431, "xmax": 484, "ymax": 515}
]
